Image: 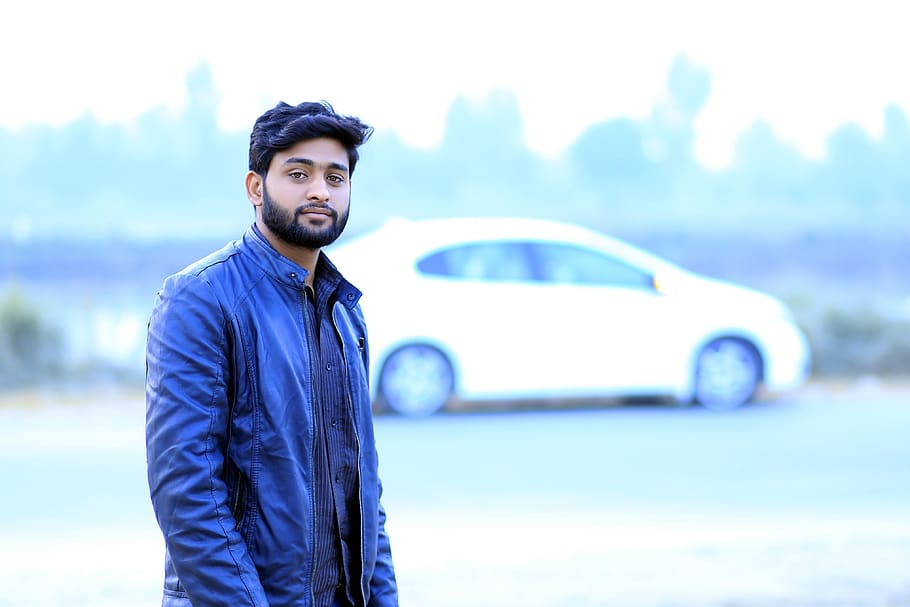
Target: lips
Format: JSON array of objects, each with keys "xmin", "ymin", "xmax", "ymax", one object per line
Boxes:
[{"xmin": 297, "ymin": 206, "xmax": 334, "ymax": 218}]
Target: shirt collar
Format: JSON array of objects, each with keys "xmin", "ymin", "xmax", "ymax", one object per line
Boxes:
[{"xmin": 242, "ymin": 224, "xmax": 362, "ymax": 308}]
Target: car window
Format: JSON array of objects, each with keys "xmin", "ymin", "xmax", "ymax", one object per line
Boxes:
[
  {"xmin": 530, "ymin": 242, "xmax": 654, "ymax": 288},
  {"xmin": 416, "ymin": 242, "xmax": 535, "ymax": 281}
]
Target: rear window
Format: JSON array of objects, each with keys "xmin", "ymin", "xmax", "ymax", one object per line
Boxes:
[{"xmin": 530, "ymin": 242, "xmax": 654, "ymax": 288}]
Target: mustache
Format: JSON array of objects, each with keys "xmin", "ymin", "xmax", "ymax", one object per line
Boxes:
[{"xmin": 294, "ymin": 204, "xmax": 336, "ymax": 218}]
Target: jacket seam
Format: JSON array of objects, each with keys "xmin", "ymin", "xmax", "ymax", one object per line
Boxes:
[{"xmin": 203, "ymin": 286, "xmax": 261, "ymax": 606}]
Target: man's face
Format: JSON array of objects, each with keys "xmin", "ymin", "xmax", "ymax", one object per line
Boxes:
[{"xmin": 259, "ymin": 137, "xmax": 351, "ymax": 250}]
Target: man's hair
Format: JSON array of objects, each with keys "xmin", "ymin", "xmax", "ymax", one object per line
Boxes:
[{"xmin": 248, "ymin": 101, "xmax": 373, "ymax": 176}]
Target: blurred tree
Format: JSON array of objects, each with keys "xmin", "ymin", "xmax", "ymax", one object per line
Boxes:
[
  {"xmin": 822, "ymin": 122, "xmax": 883, "ymax": 205},
  {"xmin": 1, "ymin": 57, "xmax": 907, "ymax": 241},
  {"xmin": 667, "ymin": 54, "xmax": 711, "ymax": 119},
  {"xmin": 440, "ymin": 92, "xmax": 540, "ymax": 179},
  {"xmin": 567, "ymin": 54, "xmax": 711, "ymax": 211},
  {"xmin": 728, "ymin": 121, "xmax": 814, "ymax": 200},
  {"xmin": 568, "ymin": 117, "xmax": 654, "ymax": 199},
  {"xmin": 0, "ymin": 287, "xmax": 62, "ymax": 387},
  {"xmin": 431, "ymin": 90, "xmax": 552, "ymax": 217},
  {"xmin": 879, "ymin": 105, "xmax": 910, "ymax": 204}
]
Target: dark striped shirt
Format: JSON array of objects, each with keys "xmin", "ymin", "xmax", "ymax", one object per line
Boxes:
[{"xmin": 305, "ymin": 256, "xmax": 362, "ymax": 607}]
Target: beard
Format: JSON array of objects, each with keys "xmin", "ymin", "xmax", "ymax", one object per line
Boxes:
[{"xmin": 261, "ymin": 183, "xmax": 349, "ymax": 249}]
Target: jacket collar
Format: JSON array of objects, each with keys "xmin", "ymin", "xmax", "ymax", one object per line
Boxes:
[{"xmin": 240, "ymin": 224, "xmax": 362, "ymax": 309}]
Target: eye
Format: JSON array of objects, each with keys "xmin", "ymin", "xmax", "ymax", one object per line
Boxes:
[
  {"xmin": 327, "ymin": 174, "xmax": 346, "ymax": 184},
  {"xmin": 289, "ymin": 170, "xmax": 306, "ymax": 180}
]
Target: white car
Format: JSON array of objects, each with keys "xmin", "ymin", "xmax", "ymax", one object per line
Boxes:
[{"xmin": 328, "ymin": 217, "xmax": 810, "ymax": 415}]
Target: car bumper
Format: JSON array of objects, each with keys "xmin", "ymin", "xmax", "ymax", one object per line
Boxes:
[{"xmin": 762, "ymin": 319, "xmax": 812, "ymax": 391}]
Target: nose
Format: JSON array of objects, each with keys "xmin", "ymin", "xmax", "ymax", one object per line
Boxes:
[{"xmin": 307, "ymin": 177, "xmax": 330, "ymax": 202}]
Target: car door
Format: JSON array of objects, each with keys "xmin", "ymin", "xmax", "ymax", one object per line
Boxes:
[
  {"xmin": 525, "ymin": 241, "xmax": 685, "ymax": 395},
  {"xmin": 414, "ymin": 240, "xmax": 558, "ymax": 399}
]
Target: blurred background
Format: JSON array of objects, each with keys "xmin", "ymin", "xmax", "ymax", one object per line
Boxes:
[{"xmin": 1, "ymin": 1, "xmax": 909, "ymax": 606}]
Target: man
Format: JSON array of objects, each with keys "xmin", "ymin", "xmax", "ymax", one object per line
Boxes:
[{"xmin": 145, "ymin": 101, "xmax": 398, "ymax": 607}]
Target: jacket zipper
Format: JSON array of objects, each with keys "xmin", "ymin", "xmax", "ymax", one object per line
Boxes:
[
  {"xmin": 231, "ymin": 473, "xmax": 246, "ymax": 524},
  {"xmin": 335, "ymin": 306, "xmax": 367, "ymax": 607},
  {"xmin": 302, "ymin": 287, "xmax": 319, "ymax": 607}
]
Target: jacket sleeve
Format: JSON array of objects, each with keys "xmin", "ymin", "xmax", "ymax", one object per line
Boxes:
[
  {"xmin": 368, "ymin": 483, "xmax": 399, "ymax": 607},
  {"xmin": 146, "ymin": 273, "xmax": 269, "ymax": 607}
]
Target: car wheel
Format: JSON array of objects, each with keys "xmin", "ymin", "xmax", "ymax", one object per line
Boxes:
[
  {"xmin": 378, "ymin": 344, "xmax": 455, "ymax": 416},
  {"xmin": 693, "ymin": 338, "xmax": 762, "ymax": 410}
]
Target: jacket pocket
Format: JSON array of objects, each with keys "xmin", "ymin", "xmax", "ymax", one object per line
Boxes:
[
  {"xmin": 228, "ymin": 467, "xmax": 247, "ymax": 528},
  {"xmin": 162, "ymin": 587, "xmax": 192, "ymax": 606}
]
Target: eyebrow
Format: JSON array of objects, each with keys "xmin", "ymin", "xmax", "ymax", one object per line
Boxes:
[{"xmin": 283, "ymin": 156, "xmax": 349, "ymax": 173}]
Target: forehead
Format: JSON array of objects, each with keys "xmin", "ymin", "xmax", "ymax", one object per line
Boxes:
[{"xmin": 272, "ymin": 137, "xmax": 349, "ymax": 169}]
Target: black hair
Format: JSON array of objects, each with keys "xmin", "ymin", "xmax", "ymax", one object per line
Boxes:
[{"xmin": 248, "ymin": 101, "xmax": 373, "ymax": 176}]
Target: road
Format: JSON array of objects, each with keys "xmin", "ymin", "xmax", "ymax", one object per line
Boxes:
[{"xmin": 1, "ymin": 382, "xmax": 909, "ymax": 606}]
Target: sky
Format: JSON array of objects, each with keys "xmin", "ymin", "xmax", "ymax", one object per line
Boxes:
[{"xmin": 2, "ymin": 0, "xmax": 909, "ymax": 168}]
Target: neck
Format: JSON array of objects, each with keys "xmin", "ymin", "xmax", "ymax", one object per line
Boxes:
[{"xmin": 256, "ymin": 220, "xmax": 320, "ymax": 284}]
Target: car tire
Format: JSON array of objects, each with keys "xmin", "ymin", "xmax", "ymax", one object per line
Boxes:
[
  {"xmin": 377, "ymin": 344, "xmax": 455, "ymax": 416},
  {"xmin": 693, "ymin": 337, "xmax": 762, "ymax": 410}
]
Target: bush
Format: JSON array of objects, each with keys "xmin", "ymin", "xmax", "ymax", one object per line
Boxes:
[
  {"xmin": 0, "ymin": 287, "xmax": 64, "ymax": 387},
  {"xmin": 790, "ymin": 297, "xmax": 910, "ymax": 377}
]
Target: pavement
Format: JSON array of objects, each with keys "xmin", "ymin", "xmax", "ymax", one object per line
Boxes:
[{"xmin": 1, "ymin": 378, "xmax": 909, "ymax": 606}]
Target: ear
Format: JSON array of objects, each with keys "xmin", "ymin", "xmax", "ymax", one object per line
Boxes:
[{"xmin": 246, "ymin": 171, "xmax": 264, "ymax": 207}]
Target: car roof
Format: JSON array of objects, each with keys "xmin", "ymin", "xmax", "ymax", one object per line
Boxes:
[{"xmin": 329, "ymin": 216, "xmax": 683, "ymax": 274}]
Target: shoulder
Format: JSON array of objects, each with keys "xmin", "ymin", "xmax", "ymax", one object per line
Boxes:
[
  {"xmin": 157, "ymin": 240, "xmax": 256, "ymax": 315},
  {"xmin": 176, "ymin": 240, "xmax": 242, "ymax": 282}
]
